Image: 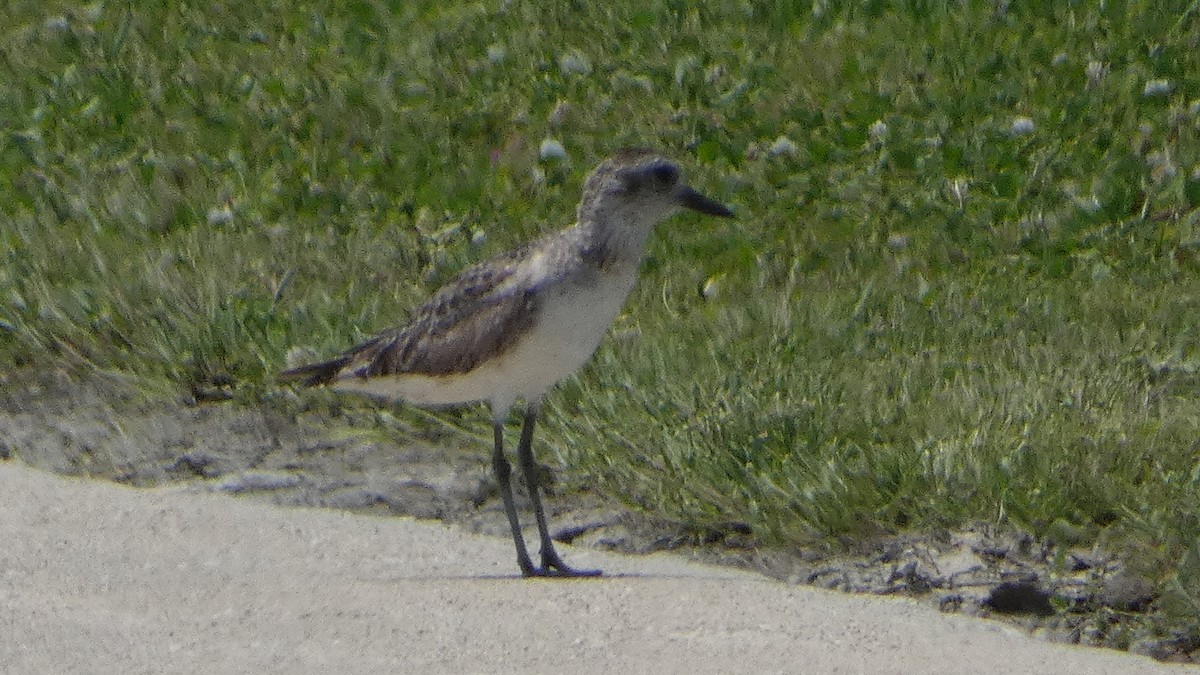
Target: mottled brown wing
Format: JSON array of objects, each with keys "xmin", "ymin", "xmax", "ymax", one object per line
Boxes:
[
  {"xmin": 282, "ymin": 249, "xmax": 540, "ymax": 386},
  {"xmin": 351, "ymin": 284, "xmax": 538, "ymax": 378}
]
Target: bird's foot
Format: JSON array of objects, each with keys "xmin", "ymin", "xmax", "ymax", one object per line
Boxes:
[
  {"xmin": 527, "ymin": 564, "xmax": 603, "ymax": 578},
  {"xmin": 520, "ymin": 549, "xmax": 602, "ymax": 578}
]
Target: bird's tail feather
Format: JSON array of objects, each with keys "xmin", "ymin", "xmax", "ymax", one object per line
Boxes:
[{"xmin": 279, "ymin": 356, "xmax": 351, "ymax": 387}]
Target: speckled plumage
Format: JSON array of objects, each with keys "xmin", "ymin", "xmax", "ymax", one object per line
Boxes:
[
  {"xmin": 281, "ymin": 148, "xmax": 732, "ymax": 577},
  {"xmin": 282, "ymin": 148, "xmax": 721, "ymax": 403}
]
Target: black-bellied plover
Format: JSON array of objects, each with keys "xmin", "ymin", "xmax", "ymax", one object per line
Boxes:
[{"xmin": 282, "ymin": 148, "xmax": 733, "ymax": 577}]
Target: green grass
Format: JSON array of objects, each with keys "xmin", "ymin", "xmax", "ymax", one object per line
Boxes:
[{"xmin": 3, "ymin": 0, "xmax": 1200, "ymax": 640}]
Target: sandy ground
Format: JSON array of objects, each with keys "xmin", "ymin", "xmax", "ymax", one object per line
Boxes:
[{"xmin": 2, "ymin": 461, "xmax": 1189, "ymax": 674}]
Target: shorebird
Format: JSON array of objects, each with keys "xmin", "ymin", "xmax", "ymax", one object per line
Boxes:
[{"xmin": 281, "ymin": 148, "xmax": 733, "ymax": 577}]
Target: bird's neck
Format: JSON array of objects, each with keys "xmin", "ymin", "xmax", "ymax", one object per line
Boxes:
[{"xmin": 578, "ymin": 210, "xmax": 656, "ymax": 270}]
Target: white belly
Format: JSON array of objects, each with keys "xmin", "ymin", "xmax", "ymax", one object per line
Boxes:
[{"xmin": 334, "ymin": 268, "xmax": 638, "ymax": 414}]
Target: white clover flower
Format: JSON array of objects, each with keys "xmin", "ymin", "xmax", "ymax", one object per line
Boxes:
[
  {"xmin": 1011, "ymin": 116, "xmax": 1035, "ymax": 135},
  {"xmin": 486, "ymin": 44, "xmax": 506, "ymax": 65},
  {"xmin": 1143, "ymin": 79, "xmax": 1171, "ymax": 97},
  {"xmin": 767, "ymin": 136, "xmax": 797, "ymax": 157},
  {"xmin": 868, "ymin": 119, "xmax": 888, "ymax": 145},
  {"xmin": 206, "ymin": 205, "xmax": 234, "ymax": 226},
  {"xmin": 558, "ymin": 51, "xmax": 592, "ymax": 76},
  {"xmin": 538, "ymin": 138, "xmax": 566, "ymax": 161}
]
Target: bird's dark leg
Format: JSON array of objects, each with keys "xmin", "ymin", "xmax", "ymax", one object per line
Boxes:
[
  {"xmin": 517, "ymin": 401, "xmax": 602, "ymax": 577},
  {"xmin": 493, "ymin": 419, "xmax": 536, "ymax": 576}
]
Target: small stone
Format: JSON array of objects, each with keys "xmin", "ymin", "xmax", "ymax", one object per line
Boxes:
[
  {"xmin": 486, "ymin": 43, "xmax": 506, "ymax": 64},
  {"xmin": 167, "ymin": 452, "xmax": 218, "ymax": 478},
  {"xmin": 1095, "ymin": 574, "xmax": 1156, "ymax": 611},
  {"xmin": 933, "ymin": 548, "xmax": 984, "ymax": 580},
  {"xmin": 1085, "ymin": 61, "xmax": 1108, "ymax": 86},
  {"xmin": 1067, "ymin": 549, "xmax": 1101, "ymax": 571},
  {"xmin": 1128, "ymin": 638, "xmax": 1170, "ymax": 660},
  {"xmin": 984, "ymin": 581, "xmax": 1055, "ymax": 616},
  {"xmin": 939, "ymin": 594, "xmax": 963, "ymax": 612},
  {"xmin": 888, "ymin": 560, "xmax": 935, "ymax": 593}
]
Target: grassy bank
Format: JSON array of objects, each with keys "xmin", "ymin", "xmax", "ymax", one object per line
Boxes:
[{"xmin": 3, "ymin": 0, "xmax": 1199, "ymax": 642}]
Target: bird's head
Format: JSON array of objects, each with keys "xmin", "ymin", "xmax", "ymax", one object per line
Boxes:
[{"xmin": 578, "ymin": 148, "xmax": 734, "ymax": 229}]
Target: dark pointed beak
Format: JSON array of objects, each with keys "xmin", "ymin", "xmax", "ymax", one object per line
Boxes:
[{"xmin": 677, "ymin": 186, "xmax": 734, "ymax": 218}]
